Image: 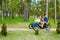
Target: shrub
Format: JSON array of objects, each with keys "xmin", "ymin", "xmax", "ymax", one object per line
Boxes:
[
  {"xmin": 1, "ymin": 23, "xmax": 7, "ymax": 36},
  {"xmin": 34, "ymin": 27, "xmax": 39, "ymax": 35},
  {"xmin": 56, "ymin": 21, "xmax": 60, "ymax": 34},
  {"xmin": 35, "ymin": 30, "xmax": 39, "ymax": 35}
]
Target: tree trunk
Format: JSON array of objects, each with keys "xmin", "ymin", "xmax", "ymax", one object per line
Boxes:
[
  {"xmin": 46, "ymin": 0, "xmax": 48, "ymax": 17},
  {"xmin": 2, "ymin": 0, "xmax": 4, "ymax": 22},
  {"xmin": 6, "ymin": 11, "xmax": 8, "ymax": 17},
  {"xmin": 54, "ymin": 0, "xmax": 57, "ymax": 23},
  {"xmin": 24, "ymin": 4, "xmax": 28, "ymax": 21},
  {"xmin": 42, "ymin": 0, "xmax": 44, "ymax": 16},
  {"xmin": 24, "ymin": 0, "xmax": 30, "ymax": 21},
  {"xmin": 9, "ymin": 0, "xmax": 13, "ymax": 19}
]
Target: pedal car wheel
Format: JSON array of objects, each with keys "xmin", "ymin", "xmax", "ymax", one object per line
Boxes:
[
  {"xmin": 29, "ymin": 24, "xmax": 32, "ymax": 29},
  {"xmin": 34, "ymin": 27, "xmax": 38, "ymax": 31}
]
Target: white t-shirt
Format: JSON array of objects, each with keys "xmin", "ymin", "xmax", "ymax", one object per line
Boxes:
[{"xmin": 35, "ymin": 18, "xmax": 40, "ymax": 22}]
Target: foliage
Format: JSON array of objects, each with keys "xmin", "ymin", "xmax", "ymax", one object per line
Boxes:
[
  {"xmin": 49, "ymin": 18, "xmax": 57, "ymax": 28},
  {"xmin": 1, "ymin": 23, "xmax": 7, "ymax": 36},
  {"xmin": 56, "ymin": 21, "xmax": 60, "ymax": 34},
  {"xmin": 34, "ymin": 28, "xmax": 39, "ymax": 35},
  {"xmin": 0, "ymin": 0, "xmax": 2, "ymax": 10},
  {"xmin": 0, "ymin": 0, "xmax": 60, "ymax": 21},
  {"xmin": 0, "ymin": 0, "xmax": 2, "ymax": 4}
]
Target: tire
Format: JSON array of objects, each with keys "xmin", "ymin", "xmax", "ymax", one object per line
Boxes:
[
  {"xmin": 29, "ymin": 24, "xmax": 33, "ymax": 29},
  {"xmin": 46, "ymin": 24, "xmax": 51, "ymax": 31}
]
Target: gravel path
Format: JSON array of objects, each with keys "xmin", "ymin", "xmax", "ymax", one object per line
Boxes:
[{"xmin": 0, "ymin": 28, "xmax": 56, "ymax": 31}]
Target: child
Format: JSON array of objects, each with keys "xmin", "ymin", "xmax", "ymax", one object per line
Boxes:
[{"xmin": 35, "ymin": 17, "xmax": 41, "ymax": 22}]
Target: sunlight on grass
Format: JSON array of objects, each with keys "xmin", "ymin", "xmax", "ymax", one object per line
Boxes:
[
  {"xmin": 0, "ymin": 30, "xmax": 60, "ymax": 40},
  {"xmin": 0, "ymin": 17, "xmax": 57, "ymax": 28},
  {"xmin": 49, "ymin": 18, "xmax": 57, "ymax": 28}
]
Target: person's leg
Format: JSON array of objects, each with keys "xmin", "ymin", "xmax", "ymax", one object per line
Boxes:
[
  {"xmin": 39, "ymin": 26, "xmax": 43, "ymax": 29},
  {"xmin": 43, "ymin": 23, "xmax": 47, "ymax": 28}
]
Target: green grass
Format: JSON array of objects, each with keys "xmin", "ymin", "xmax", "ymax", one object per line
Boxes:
[
  {"xmin": 0, "ymin": 17, "xmax": 34, "ymax": 28},
  {"xmin": 0, "ymin": 30, "xmax": 60, "ymax": 40},
  {"xmin": 0, "ymin": 17, "xmax": 34, "ymax": 24},
  {"xmin": 49, "ymin": 18, "xmax": 57, "ymax": 28},
  {"xmin": 4, "ymin": 17, "xmax": 24, "ymax": 24},
  {"xmin": 0, "ymin": 17, "xmax": 57, "ymax": 28}
]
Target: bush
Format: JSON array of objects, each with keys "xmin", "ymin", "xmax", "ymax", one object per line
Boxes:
[
  {"xmin": 35, "ymin": 30, "xmax": 39, "ymax": 35},
  {"xmin": 56, "ymin": 21, "xmax": 60, "ymax": 34},
  {"xmin": 34, "ymin": 27, "xmax": 39, "ymax": 35},
  {"xmin": 1, "ymin": 23, "xmax": 7, "ymax": 36}
]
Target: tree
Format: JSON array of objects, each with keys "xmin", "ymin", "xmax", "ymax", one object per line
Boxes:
[
  {"xmin": 54, "ymin": 0, "xmax": 57, "ymax": 23},
  {"xmin": 56, "ymin": 0, "xmax": 60, "ymax": 19},
  {"xmin": 0, "ymin": 0, "xmax": 2, "ymax": 6},
  {"xmin": 2, "ymin": 0, "xmax": 4, "ymax": 22},
  {"xmin": 24, "ymin": 0, "xmax": 31, "ymax": 21},
  {"xmin": 0, "ymin": 0, "xmax": 2, "ymax": 16},
  {"xmin": 4, "ymin": 0, "xmax": 9, "ymax": 17},
  {"xmin": 9, "ymin": 0, "xmax": 13, "ymax": 19},
  {"xmin": 17, "ymin": 0, "xmax": 24, "ymax": 17},
  {"xmin": 48, "ymin": 0, "xmax": 54, "ymax": 18},
  {"xmin": 46, "ymin": 0, "xmax": 48, "ymax": 17}
]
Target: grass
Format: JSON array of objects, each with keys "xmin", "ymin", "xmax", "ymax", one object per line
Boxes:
[
  {"xmin": 0, "ymin": 30, "xmax": 60, "ymax": 40},
  {"xmin": 0, "ymin": 17, "xmax": 34, "ymax": 24},
  {"xmin": 0, "ymin": 17, "xmax": 34, "ymax": 28},
  {"xmin": 0, "ymin": 17, "xmax": 57, "ymax": 28},
  {"xmin": 49, "ymin": 18, "xmax": 57, "ymax": 28},
  {"xmin": 4, "ymin": 17, "xmax": 24, "ymax": 24},
  {"xmin": 7, "ymin": 22, "xmax": 29, "ymax": 28}
]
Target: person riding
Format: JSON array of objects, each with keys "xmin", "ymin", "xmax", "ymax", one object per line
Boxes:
[
  {"xmin": 44, "ymin": 15, "xmax": 48, "ymax": 23},
  {"xmin": 35, "ymin": 16, "xmax": 41, "ymax": 23},
  {"xmin": 29, "ymin": 15, "xmax": 41, "ymax": 29},
  {"xmin": 41, "ymin": 16, "xmax": 44, "ymax": 22},
  {"xmin": 43, "ymin": 15, "xmax": 49, "ymax": 28},
  {"xmin": 39, "ymin": 15, "xmax": 44, "ymax": 29},
  {"xmin": 39, "ymin": 15, "xmax": 48, "ymax": 29}
]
